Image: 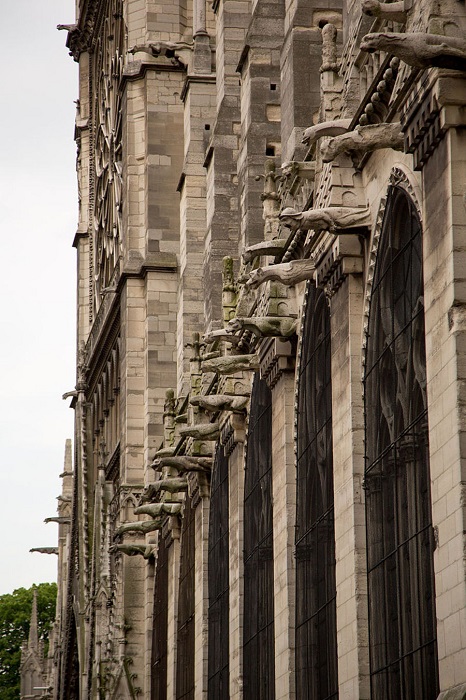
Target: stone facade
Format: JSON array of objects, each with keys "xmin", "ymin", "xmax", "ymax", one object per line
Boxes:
[{"xmin": 35, "ymin": 0, "xmax": 466, "ymax": 698}]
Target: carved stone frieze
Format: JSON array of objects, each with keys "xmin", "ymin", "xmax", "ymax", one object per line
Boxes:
[
  {"xmin": 259, "ymin": 338, "xmax": 296, "ymax": 389},
  {"xmin": 245, "ymin": 259, "xmax": 316, "ymax": 289},
  {"xmin": 320, "ymin": 122, "xmax": 404, "ymax": 162},
  {"xmin": 360, "ymin": 32, "xmax": 466, "ymax": 71}
]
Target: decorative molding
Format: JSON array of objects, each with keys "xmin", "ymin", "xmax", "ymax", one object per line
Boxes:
[
  {"xmin": 315, "ymin": 233, "xmax": 365, "ymax": 295},
  {"xmin": 259, "ymin": 338, "xmax": 296, "ymax": 389}
]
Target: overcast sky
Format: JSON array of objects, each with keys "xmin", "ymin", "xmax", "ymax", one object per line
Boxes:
[{"xmin": 0, "ymin": 1, "xmax": 78, "ymax": 595}]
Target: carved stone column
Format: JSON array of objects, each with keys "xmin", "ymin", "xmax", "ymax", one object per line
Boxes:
[
  {"xmin": 163, "ymin": 517, "xmax": 181, "ymax": 700},
  {"xmin": 260, "ymin": 339, "xmax": 296, "ymax": 700},
  {"xmin": 220, "ymin": 413, "xmax": 246, "ymax": 699},
  {"xmin": 319, "ymin": 247, "xmax": 370, "ymax": 699},
  {"xmin": 401, "ymin": 70, "xmax": 466, "ymax": 698}
]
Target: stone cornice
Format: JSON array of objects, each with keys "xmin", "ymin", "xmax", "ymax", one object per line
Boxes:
[
  {"xmin": 259, "ymin": 337, "xmax": 296, "ymax": 389},
  {"xmin": 314, "ymin": 233, "xmax": 365, "ymax": 295}
]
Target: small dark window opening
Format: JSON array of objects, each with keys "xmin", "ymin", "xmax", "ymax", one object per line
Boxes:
[
  {"xmin": 270, "ymin": 83, "xmax": 277, "ymax": 91},
  {"xmin": 176, "ymin": 495, "xmax": 196, "ymax": 700},
  {"xmin": 265, "ymin": 145, "xmax": 275, "ymax": 156},
  {"xmin": 243, "ymin": 376, "xmax": 275, "ymax": 700},
  {"xmin": 205, "ymin": 124, "xmax": 211, "ymax": 130},
  {"xmin": 151, "ymin": 536, "xmax": 168, "ymax": 700},
  {"xmin": 295, "ymin": 285, "xmax": 338, "ymax": 700},
  {"xmin": 208, "ymin": 447, "xmax": 230, "ymax": 699},
  {"xmin": 364, "ymin": 185, "xmax": 439, "ymax": 699}
]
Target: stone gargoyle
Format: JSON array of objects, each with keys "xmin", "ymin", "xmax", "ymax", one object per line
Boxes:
[
  {"xmin": 129, "ymin": 40, "xmax": 194, "ymax": 68},
  {"xmin": 190, "ymin": 394, "xmax": 249, "ymax": 413},
  {"xmin": 360, "ymin": 32, "xmax": 466, "ymax": 71},
  {"xmin": 242, "ymin": 239, "xmax": 289, "ymax": 264},
  {"xmin": 139, "ymin": 478, "xmax": 188, "ymax": 502},
  {"xmin": 134, "ymin": 502, "xmax": 182, "ymax": 518},
  {"xmin": 202, "ymin": 354, "xmax": 260, "ymax": 375},
  {"xmin": 151, "ymin": 455, "xmax": 213, "ymax": 473},
  {"xmin": 114, "ymin": 519, "xmax": 164, "ymax": 538},
  {"xmin": 202, "ymin": 329, "xmax": 241, "ymax": 345},
  {"xmin": 44, "ymin": 516, "xmax": 71, "ymax": 524},
  {"xmin": 109, "ymin": 543, "xmax": 153, "ymax": 558},
  {"xmin": 279, "ymin": 206, "xmax": 371, "ymax": 233},
  {"xmin": 179, "ymin": 423, "xmax": 220, "ymax": 440},
  {"xmin": 320, "ymin": 122, "xmax": 404, "ymax": 162},
  {"xmin": 226, "ymin": 316, "xmax": 298, "ymax": 338},
  {"xmin": 361, "ymin": 0, "xmax": 410, "ymax": 23},
  {"xmin": 302, "ymin": 119, "xmax": 352, "ymax": 147},
  {"xmin": 154, "ymin": 447, "xmax": 176, "ymax": 458},
  {"xmin": 245, "ymin": 259, "xmax": 316, "ymax": 289},
  {"xmin": 30, "ymin": 548, "xmax": 59, "ymax": 555}
]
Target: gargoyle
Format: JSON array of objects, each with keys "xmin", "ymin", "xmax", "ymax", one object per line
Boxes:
[
  {"xmin": 302, "ymin": 119, "xmax": 352, "ymax": 147},
  {"xmin": 44, "ymin": 517, "xmax": 71, "ymax": 525},
  {"xmin": 320, "ymin": 122, "xmax": 404, "ymax": 162},
  {"xmin": 202, "ymin": 329, "xmax": 241, "ymax": 345},
  {"xmin": 279, "ymin": 206, "xmax": 371, "ymax": 233},
  {"xmin": 154, "ymin": 447, "xmax": 176, "ymax": 458},
  {"xmin": 281, "ymin": 161, "xmax": 316, "ymax": 180},
  {"xmin": 245, "ymin": 259, "xmax": 316, "ymax": 289},
  {"xmin": 139, "ymin": 478, "xmax": 189, "ymax": 502},
  {"xmin": 133, "ymin": 502, "xmax": 182, "ymax": 517},
  {"xmin": 361, "ymin": 0, "xmax": 409, "ymax": 23},
  {"xmin": 360, "ymin": 32, "xmax": 466, "ymax": 71},
  {"xmin": 30, "ymin": 548, "xmax": 58, "ymax": 555},
  {"xmin": 114, "ymin": 519, "xmax": 164, "ymax": 538},
  {"xmin": 62, "ymin": 390, "xmax": 78, "ymax": 400},
  {"xmin": 109, "ymin": 544, "xmax": 151, "ymax": 558},
  {"xmin": 179, "ymin": 423, "xmax": 220, "ymax": 440},
  {"xmin": 190, "ymin": 394, "xmax": 249, "ymax": 413},
  {"xmin": 202, "ymin": 354, "xmax": 260, "ymax": 375},
  {"xmin": 129, "ymin": 40, "xmax": 194, "ymax": 68},
  {"xmin": 151, "ymin": 455, "xmax": 213, "ymax": 472},
  {"xmin": 242, "ymin": 239, "xmax": 289, "ymax": 264},
  {"xmin": 226, "ymin": 316, "xmax": 298, "ymax": 338}
]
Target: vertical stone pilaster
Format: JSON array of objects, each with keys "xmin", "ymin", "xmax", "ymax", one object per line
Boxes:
[
  {"xmin": 326, "ymin": 265, "xmax": 369, "ymax": 700},
  {"xmin": 165, "ymin": 523, "xmax": 181, "ymax": 700},
  {"xmin": 262, "ymin": 345, "xmax": 296, "ymax": 700}
]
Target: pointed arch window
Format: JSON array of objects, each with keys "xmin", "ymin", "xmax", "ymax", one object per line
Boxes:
[
  {"xmin": 295, "ymin": 284, "xmax": 338, "ymax": 700},
  {"xmin": 176, "ymin": 495, "xmax": 196, "ymax": 700},
  {"xmin": 364, "ymin": 183, "xmax": 438, "ymax": 699},
  {"xmin": 208, "ymin": 446, "xmax": 230, "ymax": 698},
  {"xmin": 243, "ymin": 376, "xmax": 275, "ymax": 700},
  {"xmin": 151, "ymin": 534, "xmax": 168, "ymax": 700}
]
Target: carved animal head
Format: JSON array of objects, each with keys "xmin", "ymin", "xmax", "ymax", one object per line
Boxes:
[
  {"xmin": 361, "ymin": 0, "xmax": 381, "ymax": 17},
  {"xmin": 245, "ymin": 268, "xmax": 265, "ymax": 289},
  {"xmin": 225, "ymin": 318, "xmax": 243, "ymax": 333},
  {"xmin": 279, "ymin": 207, "xmax": 302, "ymax": 230},
  {"xmin": 360, "ymin": 33, "xmax": 397, "ymax": 53}
]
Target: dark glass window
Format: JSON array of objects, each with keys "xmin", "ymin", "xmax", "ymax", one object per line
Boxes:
[
  {"xmin": 176, "ymin": 495, "xmax": 196, "ymax": 700},
  {"xmin": 208, "ymin": 447, "xmax": 230, "ymax": 698},
  {"xmin": 243, "ymin": 376, "xmax": 275, "ymax": 700},
  {"xmin": 364, "ymin": 184, "xmax": 439, "ymax": 699},
  {"xmin": 151, "ymin": 535, "xmax": 168, "ymax": 700},
  {"xmin": 295, "ymin": 285, "xmax": 338, "ymax": 700}
]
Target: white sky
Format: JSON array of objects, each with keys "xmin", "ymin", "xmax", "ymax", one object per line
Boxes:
[{"xmin": 0, "ymin": 1, "xmax": 78, "ymax": 594}]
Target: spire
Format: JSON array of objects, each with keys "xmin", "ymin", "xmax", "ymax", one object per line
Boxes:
[{"xmin": 28, "ymin": 588, "xmax": 39, "ymax": 652}]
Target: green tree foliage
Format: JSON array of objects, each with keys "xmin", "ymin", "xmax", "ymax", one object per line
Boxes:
[{"xmin": 0, "ymin": 582, "xmax": 57, "ymax": 700}]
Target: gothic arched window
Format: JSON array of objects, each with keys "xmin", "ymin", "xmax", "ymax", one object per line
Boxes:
[
  {"xmin": 176, "ymin": 495, "xmax": 196, "ymax": 700},
  {"xmin": 151, "ymin": 535, "xmax": 168, "ymax": 700},
  {"xmin": 208, "ymin": 447, "xmax": 230, "ymax": 698},
  {"xmin": 243, "ymin": 376, "xmax": 275, "ymax": 700},
  {"xmin": 364, "ymin": 183, "xmax": 438, "ymax": 699},
  {"xmin": 295, "ymin": 285, "xmax": 338, "ymax": 700}
]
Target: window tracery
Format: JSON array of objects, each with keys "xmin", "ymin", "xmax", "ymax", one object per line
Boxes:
[{"xmin": 364, "ymin": 183, "xmax": 438, "ymax": 699}]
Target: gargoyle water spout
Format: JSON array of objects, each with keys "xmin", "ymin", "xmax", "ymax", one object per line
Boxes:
[
  {"xmin": 150, "ymin": 455, "xmax": 213, "ymax": 472},
  {"xmin": 279, "ymin": 206, "xmax": 371, "ymax": 233},
  {"xmin": 226, "ymin": 317, "xmax": 298, "ymax": 338},
  {"xmin": 190, "ymin": 394, "xmax": 249, "ymax": 413},
  {"xmin": 360, "ymin": 32, "xmax": 466, "ymax": 71},
  {"xmin": 320, "ymin": 122, "xmax": 404, "ymax": 162},
  {"xmin": 202, "ymin": 354, "xmax": 260, "ymax": 374},
  {"xmin": 245, "ymin": 259, "xmax": 316, "ymax": 289},
  {"xmin": 242, "ymin": 239, "xmax": 289, "ymax": 264},
  {"xmin": 139, "ymin": 478, "xmax": 188, "ymax": 502},
  {"xmin": 133, "ymin": 502, "xmax": 182, "ymax": 517}
]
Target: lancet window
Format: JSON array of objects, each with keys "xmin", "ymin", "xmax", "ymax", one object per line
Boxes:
[
  {"xmin": 243, "ymin": 376, "xmax": 275, "ymax": 700},
  {"xmin": 208, "ymin": 447, "xmax": 230, "ymax": 698},
  {"xmin": 176, "ymin": 494, "xmax": 196, "ymax": 700},
  {"xmin": 364, "ymin": 182, "xmax": 438, "ymax": 699},
  {"xmin": 151, "ymin": 535, "xmax": 169, "ymax": 700},
  {"xmin": 295, "ymin": 284, "xmax": 338, "ymax": 700}
]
